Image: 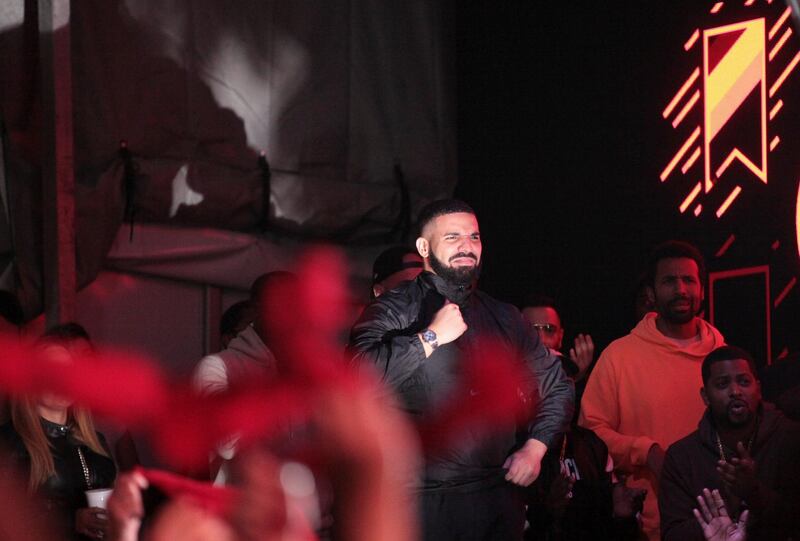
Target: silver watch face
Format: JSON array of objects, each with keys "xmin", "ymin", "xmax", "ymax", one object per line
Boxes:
[{"xmin": 422, "ymin": 329, "xmax": 437, "ymax": 343}]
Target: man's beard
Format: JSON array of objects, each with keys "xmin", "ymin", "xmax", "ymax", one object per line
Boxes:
[
  {"xmin": 429, "ymin": 251, "xmax": 481, "ymax": 287},
  {"xmin": 656, "ymin": 296, "xmax": 698, "ymax": 325}
]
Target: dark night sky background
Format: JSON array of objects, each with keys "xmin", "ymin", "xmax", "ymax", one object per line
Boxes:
[{"xmin": 453, "ymin": 1, "xmax": 800, "ymax": 356}]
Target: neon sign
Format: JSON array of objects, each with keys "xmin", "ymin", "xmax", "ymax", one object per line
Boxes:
[{"xmin": 660, "ymin": 3, "xmax": 799, "ymax": 219}]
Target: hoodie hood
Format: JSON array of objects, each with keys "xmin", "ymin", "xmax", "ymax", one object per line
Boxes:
[
  {"xmin": 221, "ymin": 325, "xmax": 277, "ymax": 377},
  {"xmin": 631, "ymin": 312, "xmax": 725, "ymax": 360}
]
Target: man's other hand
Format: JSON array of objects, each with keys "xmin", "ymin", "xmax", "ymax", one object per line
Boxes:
[
  {"xmin": 503, "ymin": 438, "xmax": 547, "ymax": 487},
  {"xmin": 569, "ymin": 333, "xmax": 594, "ymax": 380}
]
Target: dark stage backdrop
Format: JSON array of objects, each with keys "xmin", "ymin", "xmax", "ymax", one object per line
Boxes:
[{"xmin": 456, "ymin": 1, "xmax": 800, "ymax": 363}]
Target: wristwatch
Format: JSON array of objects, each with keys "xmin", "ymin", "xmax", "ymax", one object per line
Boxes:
[{"xmin": 421, "ymin": 328, "xmax": 439, "ymax": 350}]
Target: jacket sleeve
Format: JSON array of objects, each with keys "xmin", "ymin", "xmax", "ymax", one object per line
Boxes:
[
  {"xmin": 346, "ymin": 298, "xmax": 427, "ymax": 392},
  {"xmin": 659, "ymin": 446, "xmax": 705, "ymax": 541},
  {"xmin": 520, "ymin": 319, "xmax": 574, "ymax": 449},
  {"xmin": 579, "ymin": 352, "xmax": 656, "ymax": 470}
]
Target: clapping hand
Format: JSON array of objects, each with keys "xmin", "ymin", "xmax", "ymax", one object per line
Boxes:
[
  {"xmin": 568, "ymin": 333, "xmax": 594, "ymax": 380},
  {"xmin": 716, "ymin": 442, "xmax": 757, "ymax": 500}
]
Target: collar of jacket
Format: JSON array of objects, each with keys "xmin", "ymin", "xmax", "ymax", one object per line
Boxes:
[
  {"xmin": 40, "ymin": 417, "xmax": 72, "ymax": 439},
  {"xmin": 420, "ymin": 271, "xmax": 475, "ymax": 307}
]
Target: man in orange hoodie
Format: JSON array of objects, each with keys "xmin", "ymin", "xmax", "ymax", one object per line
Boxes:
[{"xmin": 579, "ymin": 240, "xmax": 725, "ymax": 540}]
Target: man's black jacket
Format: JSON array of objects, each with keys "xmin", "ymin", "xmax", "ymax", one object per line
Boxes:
[{"xmin": 347, "ymin": 271, "xmax": 574, "ymax": 490}]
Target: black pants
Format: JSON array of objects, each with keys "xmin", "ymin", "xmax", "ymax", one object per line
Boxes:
[{"xmin": 421, "ymin": 482, "xmax": 526, "ymax": 541}]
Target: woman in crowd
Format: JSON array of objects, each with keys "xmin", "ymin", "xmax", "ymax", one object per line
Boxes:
[{"xmin": 0, "ymin": 324, "xmax": 117, "ymax": 540}]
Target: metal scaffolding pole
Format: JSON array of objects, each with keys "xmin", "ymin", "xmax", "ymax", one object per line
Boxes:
[{"xmin": 38, "ymin": 0, "xmax": 76, "ymax": 326}]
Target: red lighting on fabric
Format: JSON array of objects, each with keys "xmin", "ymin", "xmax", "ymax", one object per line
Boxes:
[{"xmin": 417, "ymin": 336, "xmax": 535, "ymax": 452}]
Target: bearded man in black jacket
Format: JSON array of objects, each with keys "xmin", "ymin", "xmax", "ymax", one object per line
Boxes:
[{"xmin": 347, "ymin": 199, "xmax": 574, "ymax": 541}]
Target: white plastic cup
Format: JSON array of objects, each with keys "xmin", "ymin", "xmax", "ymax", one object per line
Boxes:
[{"xmin": 85, "ymin": 488, "xmax": 113, "ymax": 509}]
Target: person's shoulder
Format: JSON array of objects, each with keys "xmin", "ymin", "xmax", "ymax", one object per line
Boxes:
[
  {"xmin": 192, "ymin": 353, "xmax": 228, "ymax": 393},
  {"xmin": 665, "ymin": 428, "xmax": 701, "ymax": 457},
  {"xmin": 378, "ymin": 278, "xmax": 423, "ymax": 304},
  {"xmin": 770, "ymin": 406, "xmax": 800, "ymax": 436},
  {"xmin": 593, "ymin": 332, "xmax": 639, "ymax": 368},
  {"xmin": 364, "ymin": 278, "xmax": 425, "ymax": 318}
]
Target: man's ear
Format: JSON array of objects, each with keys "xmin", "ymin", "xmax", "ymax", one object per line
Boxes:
[
  {"xmin": 416, "ymin": 237, "xmax": 429, "ymax": 258},
  {"xmin": 700, "ymin": 387, "xmax": 709, "ymax": 407}
]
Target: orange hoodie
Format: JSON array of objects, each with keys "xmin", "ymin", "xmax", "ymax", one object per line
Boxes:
[{"xmin": 578, "ymin": 313, "xmax": 725, "ymax": 540}]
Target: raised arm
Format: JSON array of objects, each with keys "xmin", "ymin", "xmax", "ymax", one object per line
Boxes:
[{"xmin": 346, "ymin": 298, "xmax": 426, "ymax": 392}]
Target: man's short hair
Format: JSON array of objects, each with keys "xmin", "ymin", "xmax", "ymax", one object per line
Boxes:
[
  {"xmin": 416, "ymin": 199, "xmax": 475, "ymax": 236},
  {"xmin": 521, "ymin": 293, "xmax": 559, "ymax": 313},
  {"xmin": 372, "ymin": 246, "xmax": 422, "ymax": 285},
  {"xmin": 220, "ymin": 300, "xmax": 255, "ymax": 336},
  {"xmin": 249, "ymin": 271, "xmax": 296, "ymax": 307},
  {"xmin": 0, "ymin": 290, "xmax": 24, "ymax": 327},
  {"xmin": 646, "ymin": 240, "xmax": 707, "ymax": 288},
  {"xmin": 702, "ymin": 345, "xmax": 759, "ymax": 385}
]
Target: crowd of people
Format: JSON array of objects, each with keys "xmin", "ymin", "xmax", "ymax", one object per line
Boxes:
[{"xmin": 0, "ymin": 198, "xmax": 797, "ymax": 540}]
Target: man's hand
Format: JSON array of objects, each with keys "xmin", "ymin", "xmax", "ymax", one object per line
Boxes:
[
  {"xmin": 568, "ymin": 333, "xmax": 594, "ymax": 380},
  {"xmin": 693, "ymin": 488, "xmax": 748, "ymax": 541},
  {"xmin": 717, "ymin": 442, "xmax": 757, "ymax": 500},
  {"xmin": 107, "ymin": 471, "xmax": 148, "ymax": 541},
  {"xmin": 546, "ymin": 471, "xmax": 576, "ymax": 515},
  {"xmin": 420, "ymin": 301, "xmax": 467, "ymax": 356},
  {"xmin": 503, "ymin": 438, "xmax": 547, "ymax": 486},
  {"xmin": 612, "ymin": 472, "xmax": 647, "ymax": 518},
  {"xmin": 646, "ymin": 444, "xmax": 665, "ymax": 481},
  {"xmin": 75, "ymin": 507, "xmax": 109, "ymax": 540}
]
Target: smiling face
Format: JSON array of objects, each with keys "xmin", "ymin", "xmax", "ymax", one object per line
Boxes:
[
  {"xmin": 701, "ymin": 359, "xmax": 761, "ymax": 430},
  {"xmin": 652, "ymin": 257, "xmax": 703, "ymax": 325},
  {"xmin": 416, "ymin": 212, "xmax": 482, "ymax": 286}
]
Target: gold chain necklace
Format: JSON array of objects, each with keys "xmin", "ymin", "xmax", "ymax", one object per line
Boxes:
[{"xmin": 715, "ymin": 417, "xmax": 758, "ymax": 462}]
